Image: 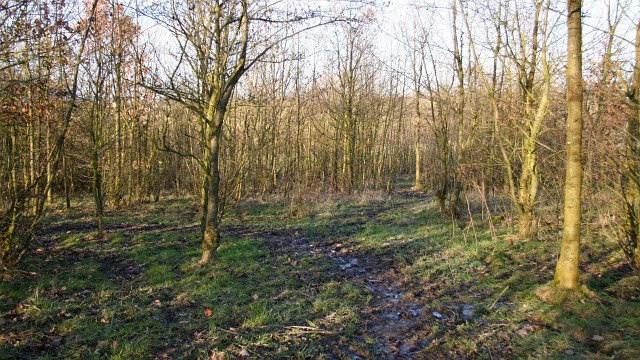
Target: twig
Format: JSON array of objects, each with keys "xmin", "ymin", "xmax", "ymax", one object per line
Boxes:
[
  {"xmin": 489, "ymin": 285, "xmax": 509, "ymax": 310},
  {"xmin": 257, "ymin": 325, "xmax": 336, "ymax": 335},
  {"xmin": 219, "ymin": 327, "xmax": 242, "ymax": 335}
]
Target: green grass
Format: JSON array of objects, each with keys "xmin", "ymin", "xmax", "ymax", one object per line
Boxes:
[{"xmin": 1, "ymin": 188, "xmax": 639, "ymax": 359}]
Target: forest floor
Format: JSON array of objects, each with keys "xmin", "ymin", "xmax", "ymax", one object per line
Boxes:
[{"xmin": 1, "ymin": 183, "xmax": 639, "ymax": 359}]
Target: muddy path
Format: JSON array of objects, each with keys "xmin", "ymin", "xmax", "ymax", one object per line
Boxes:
[{"xmin": 232, "ymin": 188, "xmax": 516, "ymax": 359}]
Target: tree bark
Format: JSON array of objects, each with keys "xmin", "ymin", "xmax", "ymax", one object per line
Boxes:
[
  {"xmin": 632, "ymin": 20, "xmax": 640, "ymax": 267},
  {"xmin": 555, "ymin": 0, "xmax": 583, "ymax": 289},
  {"xmin": 620, "ymin": 20, "xmax": 640, "ymax": 269},
  {"xmin": 200, "ymin": 122, "xmax": 222, "ymax": 265}
]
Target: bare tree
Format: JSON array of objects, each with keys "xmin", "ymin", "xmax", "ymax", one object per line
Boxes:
[
  {"xmin": 144, "ymin": 0, "xmax": 344, "ymax": 265},
  {"xmin": 0, "ymin": 0, "xmax": 100, "ymax": 268},
  {"xmin": 554, "ymin": 0, "xmax": 583, "ymax": 289}
]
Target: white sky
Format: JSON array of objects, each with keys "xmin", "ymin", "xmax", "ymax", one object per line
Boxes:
[{"xmin": 113, "ymin": 0, "xmax": 640, "ymax": 89}]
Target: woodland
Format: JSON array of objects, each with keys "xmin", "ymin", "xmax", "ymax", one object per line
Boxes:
[{"xmin": 1, "ymin": 0, "xmax": 640, "ymax": 358}]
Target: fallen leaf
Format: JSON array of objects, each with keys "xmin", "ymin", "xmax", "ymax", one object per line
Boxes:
[
  {"xmin": 516, "ymin": 325, "xmax": 534, "ymax": 337},
  {"xmin": 564, "ymin": 349, "xmax": 575, "ymax": 356},
  {"xmin": 204, "ymin": 309, "xmax": 213, "ymax": 317},
  {"xmin": 152, "ymin": 299, "xmax": 161, "ymax": 307},
  {"xmin": 238, "ymin": 348, "xmax": 250, "ymax": 358},
  {"xmin": 210, "ymin": 350, "xmax": 224, "ymax": 360},
  {"xmin": 252, "ymin": 294, "xmax": 259, "ymax": 301},
  {"xmin": 592, "ymin": 335, "xmax": 604, "ymax": 342}
]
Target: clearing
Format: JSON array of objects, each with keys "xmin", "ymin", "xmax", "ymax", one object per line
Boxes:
[{"xmin": 1, "ymin": 184, "xmax": 639, "ymax": 359}]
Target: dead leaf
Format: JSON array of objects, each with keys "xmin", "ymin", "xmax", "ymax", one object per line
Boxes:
[
  {"xmin": 152, "ymin": 299, "xmax": 161, "ymax": 307},
  {"xmin": 288, "ymin": 258, "xmax": 299, "ymax": 266},
  {"xmin": 100, "ymin": 310, "xmax": 110, "ymax": 323},
  {"xmin": 252, "ymin": 294, "xmax": 259, "ymax": 301},
  {"xmin": 238, "ymin": 348, "xmax": 250, "ymax": 358},
  {"xmin": 210, "ymin": 350, "xmax": 225, "ymax": 360},
  {"xmin": 516, "ymin": 325, "xmax": 534, "ymax": 337},
  {"xmin": 592, "ymin": 335, "xmax": 604, "ymax": 342},
  {"xmin": 204, "ymin": 309, "xmax": 213, "ymax": 317}
]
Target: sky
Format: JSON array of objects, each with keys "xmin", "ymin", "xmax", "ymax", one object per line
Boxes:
[{"xmin": 112, "ymin": 0, "xmax": 640, "ymax": 89}]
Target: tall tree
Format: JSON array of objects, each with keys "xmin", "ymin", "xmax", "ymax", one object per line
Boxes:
[
  {"xmin": 616, "ymin": 12, "xmax": 640, "ymax": 270},
  {"xmin": 145, "ymin": 0, "xmax": 342, "ymax": 265},
  {"xmin": 325, "ymin": 12, "xmax": 376, "ymax": 193},
  {"xmin": 627, "ymin": 13, "xmax": 640, "ymax": 268},
  {"xmin": 1, "ymin": 0, "xmax": 100, "ymax": 267},
  {"xmin": 554, "ymin": 0, "xmax": 583, "ymax": 289}
]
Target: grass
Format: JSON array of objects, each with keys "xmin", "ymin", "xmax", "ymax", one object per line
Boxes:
[{"xmin": 1, "ymin": 186, "xmax": 639, "ymax": 359}]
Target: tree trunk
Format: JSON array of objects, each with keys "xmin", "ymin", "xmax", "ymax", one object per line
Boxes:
[
  {"xmin": 555, "ymin": 0, "xmax": 583, "ymax": 289},
  {"xmin": 621, "ymin": 20, "xmax": 640, "ymax": 269},
  {"xmin": 63, "ymin": 153, "xmax": 71, "ymax": 209},
  {"xmin": 413, "ymin": 91, "xmax": 422, "ymax": 190},
  {"xmin": 92, "ymin": 147, "xmax": 105, "ymax": 239},
  {"xmin": 199, "ymin": 117, "xmax": 223, "ymax": 265},
  {"xmin": 633, "ymin": 21, "xmax": 640, "ymax": 267}
]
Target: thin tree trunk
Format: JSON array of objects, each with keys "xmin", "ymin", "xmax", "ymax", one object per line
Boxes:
[
  {"xmin": 63, "ymin": 152, "xmax": 71, "ymax": 209},
  {"xmin": 555, "ymin": 0, "xmax": 583, "ymax": 289},
  {"xmin": 620, "ymin": 20, "xmax": 640, "ymax": 269},
  {"xmin": 200, "ymin": 119, "xmax": 223, "ymax": 265},
  {"xmin": 632, "ymin": 20, "xmax": 640, "ymax": 267},
  {"xmin": 92, "ymin": 146, "xmax": 105, "ymax": 239}
]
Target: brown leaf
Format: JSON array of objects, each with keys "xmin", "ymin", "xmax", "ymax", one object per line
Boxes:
[
  {"xmin": 204, "ymin": 308, "xmax": 213, "ymax": 317},
  {"xmin": 238, "ymin": 348, "xmax": 250, "ymax": 358},
  {"xmin": 210, "ymin": 350, "xmax": 224, "ymax": 360}
]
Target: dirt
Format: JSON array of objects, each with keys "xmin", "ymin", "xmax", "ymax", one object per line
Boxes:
[{"xmin": 245, "ymin": 189, "xmax": 519, "ymax": 359}]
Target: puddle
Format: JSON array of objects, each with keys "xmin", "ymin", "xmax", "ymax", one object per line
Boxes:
[
  {"xmin": 339, "ymin": 258, "xmax": 359, "ymax": 270},
  {"xmin": 462, "ymin": 304, "xmax": 475, "ymax": 318}
]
